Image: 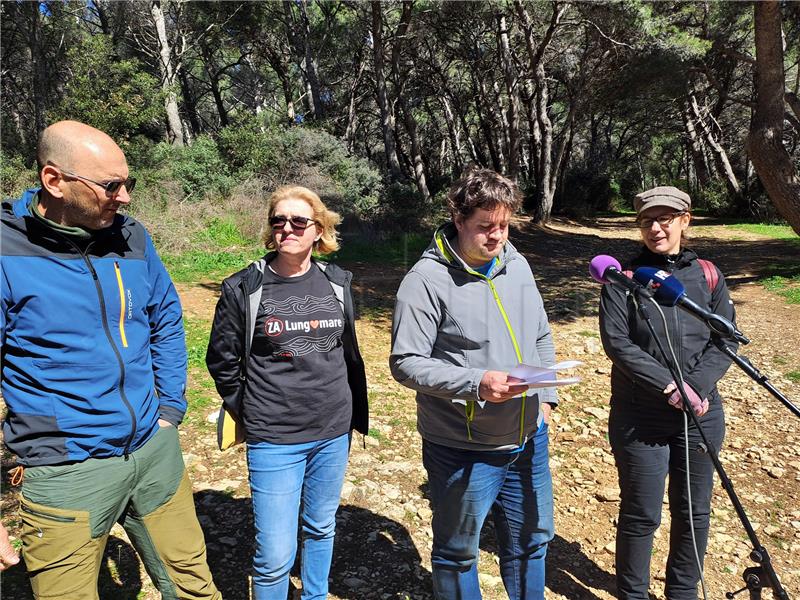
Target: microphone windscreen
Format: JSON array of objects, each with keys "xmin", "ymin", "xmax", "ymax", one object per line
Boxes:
[
  {"xmin": 589, "ymin": 255, "xmax": 622, "ymax": 284},
  {"xmin": 633, "ymin": 267, "xmax": 686, "ymax": 306}
]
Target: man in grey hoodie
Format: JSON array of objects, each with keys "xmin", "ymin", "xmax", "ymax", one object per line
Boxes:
[{"xmin": 390, "ymin": 169, "xmax": 557, "ymax": 599}]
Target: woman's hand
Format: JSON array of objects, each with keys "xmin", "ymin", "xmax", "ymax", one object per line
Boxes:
[{"xmin": 663, "ymin": 381, "xmax": 709, "ymax": 416}]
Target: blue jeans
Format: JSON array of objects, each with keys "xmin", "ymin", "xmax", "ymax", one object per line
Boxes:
[
  {"xmin": 422, "ymin": 422, "xmax": 554, "ymax": 600},
  {"xmin": 247, "ymin": 433, "xmax": 349, "ymax": 600}
]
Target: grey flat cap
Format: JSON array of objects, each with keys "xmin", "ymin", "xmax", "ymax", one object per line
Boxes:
[{"xmin": 634, "ymin": 186, "xmax": 691, "ymax": 214}]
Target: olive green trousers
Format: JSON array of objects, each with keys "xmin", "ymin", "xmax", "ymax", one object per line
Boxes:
[{"xmin": 20, "ymin": 426, "xmax": 221, "ymax": 600}]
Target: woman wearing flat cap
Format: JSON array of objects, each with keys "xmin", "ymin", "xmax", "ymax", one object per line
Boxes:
[{"xmin": 598, "ymin": 186, "xmax": 738, "ymax": 599}]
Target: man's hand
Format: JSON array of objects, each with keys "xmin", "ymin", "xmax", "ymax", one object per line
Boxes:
[
  {"xmin": 663, "ymin": 381, "xmax": 709, "ymax": 416},
  {"xmin": 158, "ymin": 419, "xmax": 173, "ymax": 428},
  {"xmin": 541, "ymin": 402, "xmax": 553, "ymax": 425},
  {"xmin": 0, "ymin": 523, "xmax": 20, "ymax": 571},
  {"xmin": 479, "ymin": 371, "xmax": 529, "ymax": 403}
]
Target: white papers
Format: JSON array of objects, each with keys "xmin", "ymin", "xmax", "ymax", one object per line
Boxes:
[
  {"xmin": 507, "ymin": 360, "xmax": 583, "ymax": 389},
  {"xmin": 452, "ymin": 360, "xmax": 582, "ymax": 407}
]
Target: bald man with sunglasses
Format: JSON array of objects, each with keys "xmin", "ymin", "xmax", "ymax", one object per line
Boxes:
[{"xmin": 0, "ymin": 121, "xmax": 221, "ymax": 599}]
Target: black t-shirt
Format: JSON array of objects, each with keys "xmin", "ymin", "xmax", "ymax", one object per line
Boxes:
[{"xmin": 243, "ymin": 265, "xmax": 352, "ymax": 443}]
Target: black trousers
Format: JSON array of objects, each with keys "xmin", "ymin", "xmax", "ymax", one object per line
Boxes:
[{"xmin": 609, "ymin": 399, "xmax": 725, "ymax": 600}]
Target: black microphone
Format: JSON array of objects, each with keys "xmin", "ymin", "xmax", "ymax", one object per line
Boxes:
[
  {"xmin": 633, "ymin": 267, "xmax": 749, "ymax": 344},
  {"xmin": 589, "ymin": 255, "xmax": 653, "ymax": 298}
]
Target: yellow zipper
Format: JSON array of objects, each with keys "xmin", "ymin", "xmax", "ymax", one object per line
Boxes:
[
  {"xmin": 113, "ymin": 262, "xmax": 128, "ymax": 348},
  {"xmin": 484, "ymin": 277, "xmax": 527, "ymax": 446}
]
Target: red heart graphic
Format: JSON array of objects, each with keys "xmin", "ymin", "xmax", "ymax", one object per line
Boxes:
[{"xmin": 310, "ymin": 320, "xmax": 319, "ymax": 329}]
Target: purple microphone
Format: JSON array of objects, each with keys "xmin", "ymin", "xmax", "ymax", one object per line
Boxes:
[{"xmin": 589, "ymin": 255, "xmax": 653, "ymax": 298}]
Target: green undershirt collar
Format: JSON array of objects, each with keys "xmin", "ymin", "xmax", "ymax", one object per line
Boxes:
[{"xmin": 29, "ymin": 193, "xmax": 92, "ymax": 240}]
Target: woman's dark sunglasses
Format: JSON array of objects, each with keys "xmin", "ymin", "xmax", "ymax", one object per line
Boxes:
[
  {"xmin": 59, "ymin": 168, "xmax": 136, "ymax": 195},
  {"xmin": 269, "ymin": 215, "xmax": 317, "ymax": 231}
]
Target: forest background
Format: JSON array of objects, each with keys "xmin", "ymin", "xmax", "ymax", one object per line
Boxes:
[
  {"xmin": 2, "ymin": 0, "xmax": 800, "ymax": 248},
  {"xmin": 3, "ymin": 2, "xmax": 800, "ymax": 598}
]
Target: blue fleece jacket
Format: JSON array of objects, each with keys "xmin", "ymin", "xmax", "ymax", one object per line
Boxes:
[{"xmin": 1, "ymin": 189, "xmax": 187, "ymax": 466}]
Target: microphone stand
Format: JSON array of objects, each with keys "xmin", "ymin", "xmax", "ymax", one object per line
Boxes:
[
  {"xmin": 630, "ymin": 289, "xmax": 790, "ymax": 600},
  {"xmin": 712, "ymin": 338, "xmax": 800, "ymax": 420}
]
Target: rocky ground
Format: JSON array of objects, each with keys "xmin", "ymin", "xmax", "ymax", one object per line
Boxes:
[{"xmin": 2, "ymin": 216, "xmax": 799, "ymax": 599}]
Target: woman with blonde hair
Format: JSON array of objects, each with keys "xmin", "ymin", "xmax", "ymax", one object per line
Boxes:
[{"xmin": 207, "ymin": 186, "xmax": 368, "ymax": 599}]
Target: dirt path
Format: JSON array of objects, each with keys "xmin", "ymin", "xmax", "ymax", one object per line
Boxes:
[{"xmin": 3, "ymin": 217, "xmax": 798, "ymax": 599}]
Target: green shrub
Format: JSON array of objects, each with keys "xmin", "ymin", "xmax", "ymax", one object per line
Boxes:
[
  {"xmin": 196, "ymin": 217, "xmax": 250, "ymax": 247},
  {"xmin": 695, "ymin": 180, "xmax": 732, "ymax": 216},
  {"xmin": 746, "ymin": 189, "xmax": 785, "ymax": 223},
  {"xmin": 127, "ymin": 135, "xmax": 167, "ymax": 169},
  {"xmin": 371, "ymin": 182, "xmax": 429, "ymax": 232},
  {"xmin": 152, "ymin": 136, "xmax": 232, "ymax": 200},
  {"xmin": 49, "ymin": 35, "xmax": 164, "ymax": 145},
  {"xmin": 217, "ymin": 118, "xmax": 384, "ymax": 219},
  {"xmin": 217, "ymin": 116, "xmax": 286, "ymax": 175},
  {"xmin": 555, "ymin": 167, "xmax": 624, "ymax": 215},
  {"xmin": 1, "ymin": 152, "xmax": 37, "ymax": 199}
]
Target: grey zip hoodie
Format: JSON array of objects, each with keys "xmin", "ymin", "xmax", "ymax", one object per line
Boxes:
[{"xmin": 390, "ymin": 222, "xmax": 557, "ymax": 451}]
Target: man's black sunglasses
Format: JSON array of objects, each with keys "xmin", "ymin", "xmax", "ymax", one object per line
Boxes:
[
  {"xmin": 58, "ymin": 167, "xmax": 136, "ymax": 195},
  {"xmin": 269, "ymin": 215, "xmax": 318, "ymax": 230}
]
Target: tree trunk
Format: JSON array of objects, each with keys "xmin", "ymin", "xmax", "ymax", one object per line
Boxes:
[
  {"xmin": 390, "ymin": 1, "xmax": 430, "ymax": 200},
  {"xmin": 150, "ymin": 0, "xmax": 184, "ymax": 146},
  {"xmin": 449, "ymin": 83, "xmax": 485, "ymax": 165},
  {"xmin": 491, "ymin": 78, "xmax": 510, "ymax": 173},
  {"xmin": 498, "ymin": 13, "xmax": 520, "ymax": 180},
  {"xmin": 514, "ymin": 0, "xmax": 567, "ymax": 222},
  {"xmin": 297, "ymin": 0, "xmax": 323, "ymax": 119},
  {"xmin": 344, "ymin": 54, "xmax": 366, "ymax": 152},
  {"xmin": 94, "ymin": 0, "xmax": 112, "ymax": 34},
  {"xmin": 24, "ymin": 1, "xmax": 47, "ymax": 136},
  {"xmin": 747, "ymin": 0, "xmax": 800, "ymax": 234},
  {"xmin": 689, "ymin": 91, "xmax": 740, "ymax": 196},
  {"xmin": 178, "ymin": 63, "xmax": 202, "ymax": 136},
  {"xmin": 534, "ymin": 60, "xmax": 554, "ymax": 221},
  {"xmin": 243, "ymin": 55, "xmax": 271, "ymax": 124},
  {"xmin": 555, "ymin": 116, "xmax": 575, "ymax": 207},
  {"xmin": 370, "ymin": 1, "xmax": 402, "ymax": 181},
  {"xmin": 440, "ymin": 95, "xmax": 464, "ymax": 175},
  {"xmin": 260, "ymin": 48, "xmax": 295, "ymax": 123},
  {"xmin": 522, "ymin": 79, "xmax": 541, "ymax": 182},
  {"xmin": 472, "ymin": 71, "xmax": 502, "ymax": 173},
  {"xmin": 92, "ymin": 0, "xmax": 126, "ymax": 52},
  {"xmin": 786, "ymin": 91, "xmax": 800, "ymax": 122},
  {"xmin": 457, "ymin": 106, "xmax": 484, "ymax": 166},
  {"xmin": 682, "ymin": 100, "xmax": 711, "ymax": 187},
  {"xmin": 201, "ymin": 44, "xmax": 229, "ymax": 128},
  {"xmin": 550, "ymin": 99, "xmax": 576, "ymax": 195}
]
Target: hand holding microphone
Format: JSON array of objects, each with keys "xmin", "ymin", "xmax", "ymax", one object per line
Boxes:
[{"xmin": 664, "ymin": 381, "xmax": 709, "ymax": 416}]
